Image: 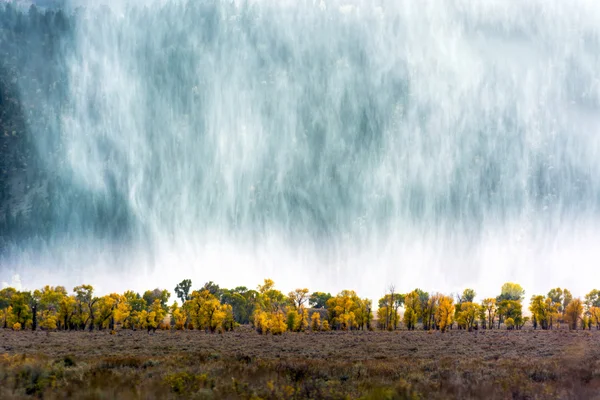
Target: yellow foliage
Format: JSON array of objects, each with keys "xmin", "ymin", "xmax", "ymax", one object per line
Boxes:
[
  {"xmin": 40, "ymin": 310, "xmax": 58, "ymax": 331},
  {"xmin": 269, "ymin": 311, "xmax": 287, "ymax": 335},
  {"xmin": 457, "ymin": 302, "xmax": 478, "ymax": 332},
  {"xmin": 321, "ymin": 320, "xmax": 330, "ymax": 331},
  {"xmin": 403, "ymin": 291, "xmax": 421, "ymax": 330},
  {"xmin": 12, "ymin": 322, "xmax": 21, "ymax": 331},
  {"xmin": 311, "ymin": 312, "xmax": 321, "ymax": 331},
  {"xmin": 505, "ymin": 318, "xmax": 515, "ymax": 330},
  {"xmin": 565, "ymin": 298, "xmax": 583, "ymax": 330},
  {"xmin": 171, "ymin": 302, "xmax": 186, "ymax": 330},
  {"xmin": 590, "ymin": 307, "xmax": 600, "ymax": 329},
  {"xmin": 286, "ymin": 309, "xmax": 300, "ymax": 332},
  {"xmin": 435, "ymin": 295, "xmax": 454, "ymax": 333}
]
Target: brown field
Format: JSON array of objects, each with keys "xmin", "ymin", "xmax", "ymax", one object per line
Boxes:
[{"xmin": 1, "ymin": 327, "xmax": 600, "ymax": 399}]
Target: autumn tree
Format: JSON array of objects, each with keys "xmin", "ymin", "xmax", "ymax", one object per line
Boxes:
[
  {"xmin": 310, "ymin": 312, "xmax": 321, "ymax": 331},
  {"xmin": 423, "ymin": 293, "xmax": 442, "ymax": 331},
  {"xmin": 143, "ymin": 288, "xmax": 171, "ymax": 312},
  {"xmin": 496, "ymin": 283, "xmax": 524, "ymax": 329},
  {"xmin": 74, "ymin": 285, "xmax": 98, "ymax": 331},
  {"xmin": 457, "ymin": 302, "xmax": 478, "ymax": 332},
  {"xmin": 170, "ymin": 302, "xmax": 186, "ymax": 330},
  {"xmin": 10, "ymin": 291, "xmax": 33, "ymax": 329},
  {"xmin": 481, "ymin": 298, "xmax": 497, "ymax": 330},
  {"xmin": 590, "ymin": 307, "xmax": 600, "ymax": 330},
  {"xmin": 435, "ymin": 295, "xmax": 454, "ymax": 333},
  {"xmin": 0, "ymin": 287, "xmax": 17, "ymax": 329},
  {"xmin": 498, "ymin": 283, "xmax": 525, "ymax": 302},
  {"xmin": 288, "ymin": 288, "xmax": 309, "ymax": 330},
  {"xmin": 564, "ymin": 298, "xmax": 583, "ymax": 330},
  {"xmin": 403, "ymin": 290, "xmax": 421, "ymax": 330},
  {"xmin": 377, "ymin": 290, "xmax": 404, "ymax": 331},
  {"xmin": 253, "ymin": 279, "xmax": 288, "ymax": 334},
  {"xmin": 95, "ymin": 294, "xmax": 118, "ymax": 330},
  {"xmin": 326, "ymin": 290, "xmax": 368, "ymax": 331},
  {"xmin": 38, "ymin": 286, "xmax": 67, "ymax": 330},
  {"xmin": 202, "ymin": 281, "xmax": 223, "ymax": 299}
]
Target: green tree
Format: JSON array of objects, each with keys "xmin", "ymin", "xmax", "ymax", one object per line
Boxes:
[
  {"xmin": 174, "ymin": 279, "xmax": 192, "ymax": 304},
  {"xmin": 309, "ymin": 292, "xmax": 332, "ymax": 309},
  {"xmin": 497, "ymin": 282, "xmax": 525, "ymax": 302},
  {"xmin": 143, "ymin": 288, "xmax": 171, "ymax": 312}
]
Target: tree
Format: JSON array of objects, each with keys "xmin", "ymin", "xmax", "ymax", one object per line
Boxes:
[
  {"xmin": 95, "ymin": 295, "xmax": 118, "ymax": 330},
  {"xmin": 435, "ymin": 295, "xmax": 454, "ymax": 333},
  {"xmin": 403, "ymin": 291, "xmax": 421, "ymax": 330},
  {"xmin": 497, "ymin": 283, "xmax": 525, "ymax": 302},
  {"xmin": 202, "ymin": 281, "xmax": 222, "ymax": 299},
  {"xmin": 457, "ymin": 302, "xmax": 478, "ymax": 332},
  {"xmin": 377, "ymin": 291, "xmax": 404, "ymax": 331},
  {"xmin": 288, "ymin": 288, "xmax": 309, "ymax": 311},
  {"xmin": 286, "ymin": 309, "xmax": 300, "ymax": 332},
  {"xmin": 562, "ymin": 289, "xmax": 573, "ymax": 315},
  {"xmin": 423, "ymin": 293, "xmax": 441, "ymax": 331},
  {"xmin": 74, "ymin": 285, "xmax": 98, "ymax": 331},
  {"xmin": 505, "ymin": 318, "xmax": 515, "ymax": 330},
  {"xmin": 529, "ymin": 295, "xmax": 552, "ymax": 330},
  {"xmin": 311, "ymin": 312, "xmax": 321, "ymax": 331},
  {"xmin": 354, "ymin": 298, "xmax": 373, "ymax": 330},
  {"xmin": 170, "ymin": 302, "xmax": 185, "ymax": 330},
  {"xmin": 460, "ymin": 289, "xmax": 476, "ymax": 303},
  {"xmin": 481, "ymin": 298, "xmax": 497, "ymax": 329},
  {"xmin": 143, "ymin": 289, "xmax": 171, "ymax": 312},
  {"xmin": 326, "ymin": 290, "xmax": 362, "ymax": 331},
  {"xmin": 58, "ymin": 295, "xmax": 76, "ymax": 330},
  {"xmin": 564, "ymin": 298, "xmax": 583, "ymax": 330},
  {"xmin": 309, "ymin": 292, "xmax": 332, "ymax": 309},
  {"xmin": 0, "ymin": 288, "xmax": 17, "ymax": 329},
  {"xmin": 584, "ymin": 289, "xmax": 600, "ymax": 309},
  {"xmin": 221, "ymin": 287, "xmax": 257, "ymax": 325},
  {"xmin": 174, "ymin": 279, "xmax": 192, "ymax": 304},
  {"xmin": 11, "ymin": 292, "xmax": 33, "ymax": 328},
  {"xmin": 590, "ymin": 307, "xmax": 600, "ymax": 330},
  {"xmin": 497, "ymin": 300, "xmax": 523, "ymax": 329}
]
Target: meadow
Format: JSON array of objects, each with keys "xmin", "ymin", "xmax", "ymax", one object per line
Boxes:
[{"xmin": 1, "ymin": 326, "xmax": 599, "ymax": 399}]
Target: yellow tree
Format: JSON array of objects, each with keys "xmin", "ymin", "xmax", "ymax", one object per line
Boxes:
[
  {"xmin": 403, "ymin": 291, "xmax": 421, "ymax": 330},
  {"xmin": 565, "ymin": 298, "xmax": 583, "ymax": 330},
  {"xmin": 288, "ymin": 288, "xmax": 309, "ymax": 310},
  {"xmin": 326, "ymin": 290, "xmax": 361, "ymax": 330},
  {"xmin": 457, "ymin": 302, "xmax": 478, "ymax": 332},
  {"xmin": 58, "ymin": 295, "xmax": 76, "ymax": 330},
  {"xmin": 288, "ymin": 288, "xmax": 309, "ymax": 329},
  {"xmin": 354, "ymin": 298, "xmax": 373, "ymax": 330},
  {"xmin": 39, "ymin": 286, "xmax": 66, "ymax": 330},
  {"xmin": 435, "ymin": 295, "xmax": 454, "ymax": 333},
  {"xmin": 286, "ymin": 309, "xmax": 300, "ymax": 332},
  {"xmin": 95, "ymin": 294, "xmax": 118, "ymax": 330},
  {"xmin": 113, "ymin": 295, "xmax": 131, "ymax": 329},
  {"xmin": 311, "ymin": 312, "xmax": 321, "ymax": 331},
  {"xmin": 481, "ymin": 298, "xmax": 496, "ymax": 330},
  {"xmin": 73, "ymin": 285, "xmax": 98, "ymax": 331},
  {"xmin": 423, "ymin": 293, "xmax": 442, "ymax": 331},
  {"xmin": 170, "ymin": 302, "xmax": 186, "ymax": 330},
  {"xmin": 590, "ymin": 307, "xmax": 600, "ymax": 330}
]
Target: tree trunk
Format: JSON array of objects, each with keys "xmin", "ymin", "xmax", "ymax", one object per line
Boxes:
[{"xmin": 32, "ymin": 304, "xmax": 37, "ymax": 331}]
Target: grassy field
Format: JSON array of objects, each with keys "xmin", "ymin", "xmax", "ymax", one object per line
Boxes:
[{"xmin": 1, "ymin": 327, "xmax": 599, "ymax": 399}]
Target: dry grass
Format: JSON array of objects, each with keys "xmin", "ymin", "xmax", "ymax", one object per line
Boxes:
[{"xmin": 1, "ymin": 327, "xmax": 599, "ymax": 399}]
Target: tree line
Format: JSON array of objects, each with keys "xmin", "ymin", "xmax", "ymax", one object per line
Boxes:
[{"xmin": 1, "ymin": 280, "xmax": 598, "ymax": 334}]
